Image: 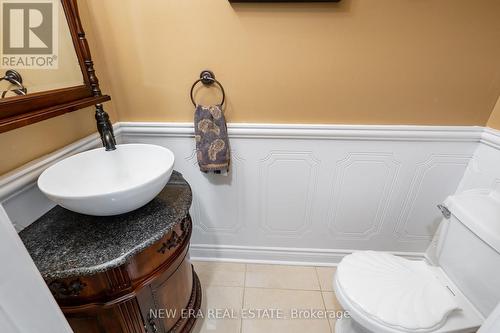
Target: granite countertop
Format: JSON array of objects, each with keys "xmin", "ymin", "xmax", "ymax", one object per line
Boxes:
[{"xmin": 19, "ymin": 171, "xmax": 192, "ymax": 281}]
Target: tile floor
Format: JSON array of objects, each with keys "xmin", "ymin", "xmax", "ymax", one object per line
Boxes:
[{"xmin": 191, "ymin": 261, "xmax": 344, "ymax": 333}]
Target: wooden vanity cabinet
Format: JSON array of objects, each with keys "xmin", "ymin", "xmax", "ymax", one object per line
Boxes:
[{"xmin": 48, "ymin": 216, "xmax": 201, "ymax": 333}]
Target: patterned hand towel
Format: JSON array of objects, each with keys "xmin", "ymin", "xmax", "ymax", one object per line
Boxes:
[{"xmin": 194, "ymin": 104, "xmax": 230, "ymax": 173}]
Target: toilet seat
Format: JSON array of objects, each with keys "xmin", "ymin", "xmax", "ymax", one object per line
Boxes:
[{"xmin": 334, "ymin": 251, "xmax": 483, "ymax": 333}]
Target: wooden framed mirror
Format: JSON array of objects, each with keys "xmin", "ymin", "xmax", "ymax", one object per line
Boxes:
[{"xmin": 0, "ymin": 0, "xmax": 110, "ymax": 133}]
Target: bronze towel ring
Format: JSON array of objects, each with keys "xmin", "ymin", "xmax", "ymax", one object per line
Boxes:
[
  {"xmin": 190, "ymin": 70, "xmax": 225, "ymax": 107},
  {"xmin": 0, "ymin": 69, "xmax": 27, "ymax": 98}
]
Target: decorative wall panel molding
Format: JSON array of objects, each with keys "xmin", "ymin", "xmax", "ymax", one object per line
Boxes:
[
  {"xmin": 328, "ymin": 152, "xmax": 401, "ymax": 240},
  {"xmin": 459, "ymin": 127, "xmax": 500, "ymax": 193},
  {"xmin": 259, "ymin": 151, "xmax": 319, "ymax": 237},
  {"xmin": 118, "ymin": 122, "xmax": 481, "ymax": 257},
  {"xmin": 186, "ymin": 150, "xmax": 246, "ymax": 234},
  {"xmin": 4, "ymin": 122, "xmax": 499, "ymax": 264},
  {"xmin": 395, "ymin": 154, "xmax": 471, "ymax": 242}
]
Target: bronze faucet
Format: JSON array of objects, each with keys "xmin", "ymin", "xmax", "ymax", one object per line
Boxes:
[{"xmin": 95, "ymin": 104, "xmax": 116, "ymax": 151}]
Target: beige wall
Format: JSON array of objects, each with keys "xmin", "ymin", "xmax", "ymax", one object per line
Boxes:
[
  {"xmin": 83, "ymin": 0, "xmax": 500, "ymax": 125},
  {"xmin": 0, "ymin": 107, "xmax": 97, "ymax": 174}
]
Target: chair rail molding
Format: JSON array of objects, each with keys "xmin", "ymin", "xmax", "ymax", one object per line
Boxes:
[
  {"xmin": 3, "ymin": 122, "xmax": 500, "ymax": 265},
  {"xmin": 119, "ymin": 122, "xmax": 483, "ymax": 141}
]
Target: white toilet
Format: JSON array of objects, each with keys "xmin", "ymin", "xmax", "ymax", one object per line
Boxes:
[{"xmin": 334, "ymin": 189, "xmax": 500, "ymax": 333}]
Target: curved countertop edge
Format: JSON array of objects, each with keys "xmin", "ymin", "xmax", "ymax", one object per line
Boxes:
[
  {"xmin": 20, "ymin": 171, "xmax": 193, "ymax": 281},
  {"xmin": 42, "ymin": 214, "xmax": 187, "ymax": 281}
]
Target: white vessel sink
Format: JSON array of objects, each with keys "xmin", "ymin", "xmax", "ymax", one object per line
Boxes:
[{"xmin": 38, "ymin": 144, "xmax": 175, "ymax": 216}]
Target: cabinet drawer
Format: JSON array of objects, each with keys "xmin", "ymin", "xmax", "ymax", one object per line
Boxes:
[{"xmin": 126, "ymin": 215, "xmax": 192, "ymax": 283}]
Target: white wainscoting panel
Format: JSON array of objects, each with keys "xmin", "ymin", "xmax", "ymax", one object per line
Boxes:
[
  {"xmin": 2, "ymin": 123, "xmax": 493, "ymax": 265},
  {"xmin": 120, "ymin": 122, "xmax": 481, "ymax": 263},
  {"xmin": 188, "ymin": 150, "xmax": 246, "ymax": 234},
  {"xmin": 458, "ymin": 127, "xmax": 500, "ymax": 193},
  {"xmin": 328, "ymin": 152, "xmax": 400, "ymax": 240},
  {"xmin": 2, "ymin": 183, "xmax": 56, "ymax": 232},
  {"xmin": 395, "ymin": 154, "xmax": 471, "ymax": 242},
  {"xmin": 259, "ymin": 151, "xmax": 319, "ymax": 237}
]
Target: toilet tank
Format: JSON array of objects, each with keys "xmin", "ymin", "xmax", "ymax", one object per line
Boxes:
[{"xmin": 437, "ymin": 189, "xmax": 500, "ymax": 317}]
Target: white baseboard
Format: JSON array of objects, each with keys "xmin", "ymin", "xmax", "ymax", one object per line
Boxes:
[{"xmin": 190, "ymin": 244, "xmax": 425, "ymax": 266}]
